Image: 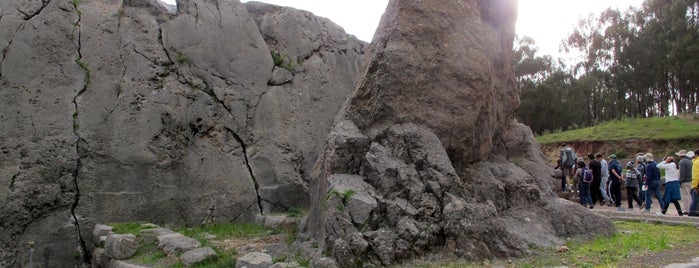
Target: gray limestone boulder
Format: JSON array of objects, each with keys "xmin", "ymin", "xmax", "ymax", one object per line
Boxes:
[
  {"xmin": 235, "ymin": 252, "xmax": 273, "ymax": 268},
  {"xmin": 139, "ymin": 228, "xmax": 175, "ymax": 242},
  {"xmin": 244, "ymin": 2, "xmax": 367, "ymax": 213},
  {"xmin": 180, "ymin": 247, "xmax": 218, "ymax": 266},
  {"xmin": 1, "ymin": 0, "xmax": 363, "ymax": 266},
  {"xmin": 301, "ymin": 1, "xmax": 615, "ymax": 266},
  {"xmin": 270, "ymin": 262, "xmax": 300, "ymax": 268},
  {"xmin": 158, "ymin": 233, "xmax": 201, "ymax": 256},
  {"xmin": 108, "ymin": 260, "xmax": 150, "ymax": 268},
  {"xmin": 104, "ymin": 234, "xmax": 138, "ymax": 260},
  {"xmin": 93, "ymin": 224, "xmax": 114, "ymax": 247}
]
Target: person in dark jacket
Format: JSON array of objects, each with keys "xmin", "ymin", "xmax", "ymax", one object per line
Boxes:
[
  {"xmin": 588, "ymin": 153, "xmax": 602, "ymax": 204},
  {"xmin": 608, "ymin": 154, "xmax": 624, "ymax": 210},
  {"xmin": 644, "ymin": 153, "xmax": 665, "ymax": 213}
]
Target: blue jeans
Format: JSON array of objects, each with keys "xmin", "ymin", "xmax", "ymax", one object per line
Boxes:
[
  {"xmin": 579, "ymin": 183, "xmax": 593, "ymax": 206},
  {"xmin": 645, "ymin": 180, "xmax": 665, "ymax": 211}
]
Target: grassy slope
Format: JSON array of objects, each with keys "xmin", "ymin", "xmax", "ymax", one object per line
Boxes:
[{"xmin": 536, "ymin": 115, "xmax": 699, "ymax": 144}]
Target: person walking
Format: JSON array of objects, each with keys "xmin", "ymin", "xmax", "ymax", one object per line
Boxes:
[
  {"xmin": 690, "ymin": 150, "xmax": 699, "ymax": 217},
  {"xmin": 657, "ymin": 156, "xmax": 683, "ymax": 216},
  {"xmin": 576, "ymin": 161, "xmax": 594, "ymax": 208},
  {"xmin": 624, "ymin": 161, "xmax": 643, "ymax": 209},
  {"xmin": 598, "ymin": 154, "xmax": 611, "ymax": 206},
  {"xmin": 678, "ymin": 150, "xmax": 693, "ymax": 215},
  {"xmin": 588, "ymin": 153, "xmax": 602, "ymax": 204},
  {"xmin": 643, "ymin": 153, "xmax": 665, "ymax": 213},
  {"xmin": 608, "ymin": 154, "xmax": 624, "ymax": 210},
  {"xmin": 560, "ymin": 143, "xmax": 576, "ymax": 192},
  {"xmin": 636, "ymin": 154, "xmax": 647, "ymax": 206}
]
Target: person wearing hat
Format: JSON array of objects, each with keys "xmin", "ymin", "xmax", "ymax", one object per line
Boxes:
[
  {"xmin": 559, "ymin": 143, "xmax": 576, "ymax": 192},
  {"xmin": 608, "ymin": 154, "xmax": 624, "ymax": 209},
  {"xmin": 678, "ymin": 150, "xmax": 694, "ymax": 214},
  {"xmin": 657, "ymin": 155, "xmax": 684, "ymax": 216},
  {"xmin": 635, "ymin": 154, "xmax": 647, "ymax": 205},
  {"xmin": 643, "ymin": 153, "xmax": 665, "ymax": 213}
]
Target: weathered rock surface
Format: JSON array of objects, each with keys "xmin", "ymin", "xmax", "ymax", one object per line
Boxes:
[
  {"xmin": 105, "ymin": 234, "xmax": 138, "ymax": 260},
  {"xmin": 158, "ymin": 233, "xmax": 201, "ymax": 256},
  {"xmin": 302, "ymin": 0, "xmax": 615, "ymax": 266},
  {"xmin": 244, "ymin": 2, "xmax": 366, "ymax": 212},
  {"xmin": 235, "ymin": 252, "xmax": 273, "ymax": 268},
  {"xmin": 0, "ymin": 0, "xmax": 365, "ymax": 266},
  {"xmin": 180, "ymin": 247, "xmax": 218, "ymax": 266}
]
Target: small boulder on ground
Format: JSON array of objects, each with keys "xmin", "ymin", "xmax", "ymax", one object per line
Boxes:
[
  {"xmin": 140, "ymin": 227, "xmax": 175, "ymax": 242},
  {"xmin": 93, "ymin": 224, "xmax": 114, "ymax": 246},
  {"xmin": 180, "ymin": 247, "xmax": 218, "ymax": 266},
  {"xmin": 158, "ymin": 233, "xmax": 201, "ymax": 256},
  {"xmin": 104, "ymin": 234, "xmax": 138, "ymax": 260},
  {"xmin": 235, "ymin": 252, "xmax": 273, "ymax": 268}
]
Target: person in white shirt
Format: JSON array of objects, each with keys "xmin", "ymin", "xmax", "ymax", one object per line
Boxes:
[{"xmin": 657, "ymin": 156, "xmax": 684, "ymax": 216}]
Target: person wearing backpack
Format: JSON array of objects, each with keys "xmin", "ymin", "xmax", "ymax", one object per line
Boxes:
[
  {"xmin": 560, "ymin": 143, "xmax": 576, "ymax": 192},
  {"xmin": 636, "ymin": 154, "xmax": 647, "ymax": 206},
  {"xmin": 624, "ymin": 161, "xmax": 643, "ymax": 209},
  {"xmin": 575, "ymin": 160, "xmax": 594, "ymax": 208}
]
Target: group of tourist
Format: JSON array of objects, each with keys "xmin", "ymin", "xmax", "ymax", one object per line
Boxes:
[{"xmin": 556, "ymin": 143, "xmax": 699, "ymax": 216}]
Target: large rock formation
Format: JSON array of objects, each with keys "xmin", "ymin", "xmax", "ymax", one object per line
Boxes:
[
  {"xmin": 302, "ymin": 0, "xmax": 615, "ymax": 266},
  {"xmin": 0, "ymin": 0, "xmax": 365, "ymax": 266}
]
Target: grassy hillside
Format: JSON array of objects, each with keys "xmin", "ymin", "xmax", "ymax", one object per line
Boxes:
[{"xmin": 536, "ymin": 115, "xmax": 699, "ymax": 144}]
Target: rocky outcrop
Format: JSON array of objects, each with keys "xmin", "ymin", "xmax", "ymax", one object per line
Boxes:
[
  {"xmin": 0, "ymin": 0, "xmax": 365, "ymax": 266},
  {"xmin": 302, "ymin": 0, "xmax": 615, "ymax": 266}
]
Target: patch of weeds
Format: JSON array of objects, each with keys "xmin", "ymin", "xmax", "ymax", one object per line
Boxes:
[
  {"xmin": 341, "ymin": 189, "xmax": 356, "ymax": 206},
  {"xmin": 75, "ymin": 59, "xmax": 91, "ymax": 85},
  {"xmin": 272, "ymin": 255, "xmax": 287, "ymax": 263},
  {"xmin": 110, "ymin": 222, "xmax": 156, "ymax": 235},
  {"xmin": 327, "ymin": 189, "xmax": 357, "ymax": 211},
  {"xmin": 287, "ymin": 207, "xmax": 306, "ymax": 218},
  {"xmin": 176, "ymin": 222, "xmax": 277, "ymax": 241},
  {"xmin": 270, "ymin": 50, "xmax": 295, "ymax": 72},
  {"xmin": 294, "ymin": 252, "xmax": 310, "ymax": 268},
  {"xmin": 175, "ymin": 51, "xmax": 189, "ymax": 63},
  {"xmin": 281, "ymin": 224, "xmax": 298, "ymax": 246},
  {"xmin": 134, "ymin": 240, "xmax": 166, "ymax": 265},
  {"xmin": 72, "ymin": 112, "xmax": 79, "ymax": 130},
  {"xmin": 186, "ymin": 247, "xmax": 236, "ymax": 268}
]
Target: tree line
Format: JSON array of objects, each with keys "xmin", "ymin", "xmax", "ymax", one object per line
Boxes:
[{"xmin": 516, "ymin": 0, "xmax": 699, "ymax": 135}]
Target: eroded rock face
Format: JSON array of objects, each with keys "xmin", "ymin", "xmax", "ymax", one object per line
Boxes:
[
  {"xmin": 0, "ymin": 0, "xmax": 365, "ymax": 266},
  {"xmin": 302, "ymin": 0, "xmax": 615, "ymax": 266},
  {"xmin": 347, "ymin": 0, "xmax": 519, "ymax": 167}
]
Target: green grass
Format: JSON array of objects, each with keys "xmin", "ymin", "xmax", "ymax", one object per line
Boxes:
[
  {"xmin": 134, "ymin": 240, "xmax": 167, "ymax": 265},
  {"xmin": 536, "ymin": 115, "xmax": 699, "ymax": 144},
  {"xmin": 110, "ymin": 222, "xmax": 157, "ymax": 235},
  {"xmin": 176, "ymin": 222, "xmax": 279, "ymax": 245},
  {"xmin": 414, "ymin": 221, "xmax": 699, "ymax": 268}
]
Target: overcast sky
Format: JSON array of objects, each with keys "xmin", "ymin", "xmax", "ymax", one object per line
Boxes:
[{"xmin": 163, "ymin": 0, "xmax": 645, "ymax": 59}]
